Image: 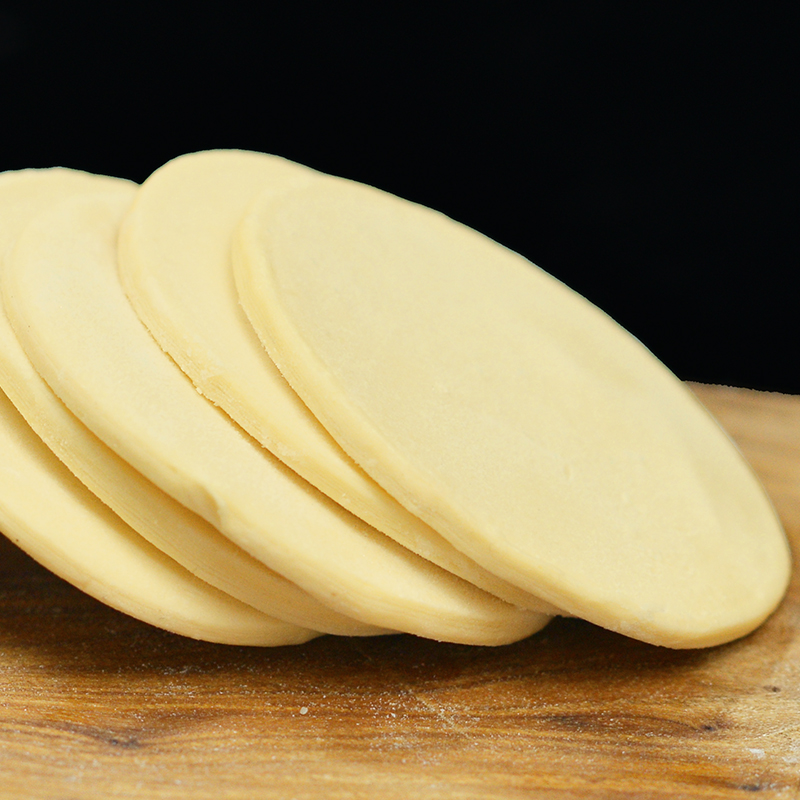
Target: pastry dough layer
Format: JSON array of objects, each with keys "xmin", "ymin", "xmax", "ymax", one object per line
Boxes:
[
  {"xmin": 0, "ymin": 388, "xmax": 313, "ymax": 645},
  {"xmin": 234, "ymin": 178, "xmax": 791, "ymax": 648}
]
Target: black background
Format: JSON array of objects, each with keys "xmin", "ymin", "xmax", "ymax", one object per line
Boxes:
[{"xmin": 1, "ymin": 3, "xmax": 797, "ymax": 392}]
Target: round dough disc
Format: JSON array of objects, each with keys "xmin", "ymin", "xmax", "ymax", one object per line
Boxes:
[{"xmin": 234, "ymin": 178, "xmax": 791, "ymax": 648}]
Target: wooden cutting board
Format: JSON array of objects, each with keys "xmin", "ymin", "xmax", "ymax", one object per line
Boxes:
[{"xmin": 1, "ymin": 383, "xmax": 799, "ymax": 799}]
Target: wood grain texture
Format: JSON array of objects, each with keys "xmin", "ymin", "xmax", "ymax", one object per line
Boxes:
[{"xmin": 1, "ymin": 383, "xmax": 799, "ymax": 799}]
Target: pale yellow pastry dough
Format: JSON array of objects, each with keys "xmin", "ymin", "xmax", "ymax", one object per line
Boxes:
[
  {"xmin": 0, "ymin": 169, "xmax": 377, "ymax": 637},
  {"xmin": 233, "ymin": 178, "xmax": 791, "ymax": 648},
  {"xmin": 3, "ymin": 189, "xmax": 550, "ymax": 645},
  {"xmin": 0, "ymin": 389, "xmax": 315, "ymax": 645},
  {"xmin": 117, "ymin": 150, "xmax": 556, "ymax": 613}
]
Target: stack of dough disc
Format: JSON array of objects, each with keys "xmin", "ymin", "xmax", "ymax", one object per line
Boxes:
[{"xmin": 0, "ymin": 151, "xmax": 790, "ymax": 649}]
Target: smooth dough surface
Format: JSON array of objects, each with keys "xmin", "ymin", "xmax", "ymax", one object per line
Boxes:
[
  {"xmin": 3, "ymin": 189, "xmax": 550, "ymax": 646},
  {"xmin": 0, "ymin": 169, "xmax": 376, "ymax": 637},
  {"xmin": 233, "ymin": 179, "xmax": 791, "ymax": 648},
  {"xmin": 117, "ymin": 150, "xmax": 554, "ymax": 613}
]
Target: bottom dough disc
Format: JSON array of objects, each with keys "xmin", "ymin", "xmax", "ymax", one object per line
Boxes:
[{"xmin": 0, "ymin": 387, "xmax": 317, "ymax": 646}]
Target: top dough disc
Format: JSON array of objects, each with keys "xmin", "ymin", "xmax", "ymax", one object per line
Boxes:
[{"xmin": 233, "ymin": 178, "xmax": 791, "ymax": 648}]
